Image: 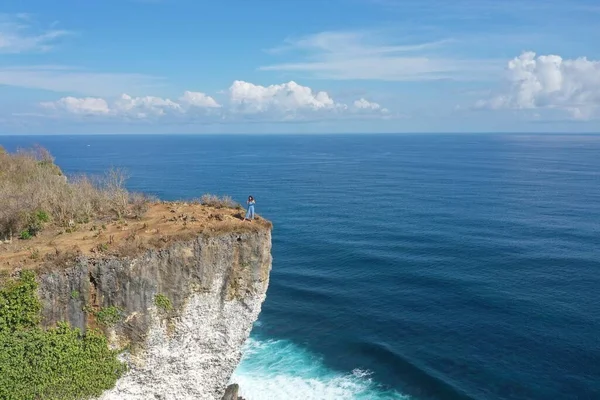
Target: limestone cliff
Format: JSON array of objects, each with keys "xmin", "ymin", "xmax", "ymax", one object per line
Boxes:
[{"xmin": 36, "ymin": 229, "xmax": 272, "ymax": 400}]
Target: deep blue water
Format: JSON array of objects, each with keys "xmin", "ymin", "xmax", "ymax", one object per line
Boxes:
[{"xmin": 2, "ymin": 134, "xmax": 599, "ymax": 400}]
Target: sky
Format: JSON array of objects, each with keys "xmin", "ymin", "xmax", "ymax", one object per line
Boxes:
[{"xmin": 1, "ymin": 0, "xmax": 600, "ymax": 134}]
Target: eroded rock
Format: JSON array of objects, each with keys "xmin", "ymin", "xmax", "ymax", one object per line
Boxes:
[{"xmin": 36, "ymin": 229, "xmax": 272, "ymax": 400}]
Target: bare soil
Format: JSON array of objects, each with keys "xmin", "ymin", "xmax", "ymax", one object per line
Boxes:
[{"xmin": 0, "ymin": 202, "xmax": 271, "ymax": 273}]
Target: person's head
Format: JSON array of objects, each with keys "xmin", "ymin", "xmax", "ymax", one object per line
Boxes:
[{"xmin": 248, "ymin": 195, "xmax": 254, "ymax": 202}]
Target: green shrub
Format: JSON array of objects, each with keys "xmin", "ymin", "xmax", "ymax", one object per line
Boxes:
[
  {"xmin": 154, "ymin": 293, "xmax": 173, "ymax": 311},
  {"xmin": 25, "ymin": 210, "xmax": 49, "ymax": 237},
  {"xmin": 0, "ymin": 271, "xmax": 41, "ymax": 332},
  {"xmin": 70, "ymin": 290, "xmax": 79, "ymax": 300},
  {"xmin": 35, "ymin": 210, "xmax": 50, "ymax": 223},
  {"xmin": 94, "ymin": 306, "xmax": 123, "ymax": 327},
  {"xmin": 16, "ymin": 210, "xmax": 50, "ymax": 240},
  {"xmin": 26, "ymin": 222, "xmax": 42, "ymax": 237},
  {"xmin": 0, "ymin": 272, "xmax": 126, "ymax": 400},
  {"xmin": 0, "ymin": 324, "xmax": 126, "ymax": 400}
]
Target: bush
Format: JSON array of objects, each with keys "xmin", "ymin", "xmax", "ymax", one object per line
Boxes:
[
  {"xmin": 94, "ymin": 306, "xmax": 123, "ymax": 327},
  {"xmin": 0, "ymin": 146, "xmax": 152, "ymax": 239},
  {"xmin": 0, "ymin": 325, "xmax": 126, "ymax": 400},
  {"xmin": 129, "ymin": 192, "xmax": 155, "ymax": 219},
  {"xmin": 103, "ymin": 168, "xmax": 129, "ymax": 219},
  {"xmin": 200, "ymin": 194, "xmax": 239, "ymax": 209},
  {"xmin": 0, "ymin": 271, "xmax": 41, "ymax": 332},
  {"xmin": 35, "ymin": 210, "xmax": 50, "ymax": 223},
  {"xmin": 0, "ymin": 147, "xmax": 85, "ymax": 237},
  {"xmin": 0, "ymin": 272, "xmax": 126, "ymax": 400},
  {"xmin": 154, "ymin": 293, "xmax": 173, "ymax": 312},
  {"xmin": 24, "ymin": 210, "xmax": 49, "ymax": 238}
]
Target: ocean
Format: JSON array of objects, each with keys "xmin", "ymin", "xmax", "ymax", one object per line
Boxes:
[{"xmin": 1, "ymin": 134, "xmax": 599, "ymax": 400}]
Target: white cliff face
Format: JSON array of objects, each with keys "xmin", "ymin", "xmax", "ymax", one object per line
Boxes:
[
  {"xmin": 38, "ymin": 229, "xmax": 272, "ymax": 400},
  {"xmin": 99, "ymin": 281, "xmax": 267, "ymax": 400}
]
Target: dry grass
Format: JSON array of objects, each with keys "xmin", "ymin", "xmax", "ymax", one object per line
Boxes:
[
  {"xmin": 0, "ymin": 146, "xmax": 151, "ymax": 241},
  {"xmin": 199, "ymin": 194, "xmax": 240, "ymax": 209},
  {"xmin": 0, "ymin": 202, "xmax": 271, "ymax": 272},
  {"xmin": 0, "ymin": 146, "xmax": 271, "ymax": 273}
]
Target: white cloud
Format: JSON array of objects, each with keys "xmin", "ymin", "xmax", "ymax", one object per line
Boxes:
[
  {"xmin": 353, "ymin": 98, "xmax": 390, "ymax": 114},
  {"xmin": 41, "ymin": 91, "xmax": 219, "ymax": 119},
  {"xmin": 114, "ymin": 94, "xmax": 181, "ymax": 117},
  {"xmin": 354, "ymin": 98, "xmax": 380, "ymax": 110},
  {"xmin": 229, "ymin": 80, "xmax": 340, "ymax": 114},
  {"xmin": 180, "ymin": 91, "xmax": 221, "ymax": 108},
  {"xmin": 478, "ymin": 52, "xmax": 600, "ymax": 119},
  {"xmin": 353, "ymin": 98, "xmax": 382, "ymax": 110},
  {"xmin": 260, "ymin": 31, "xmax": 500, "ymax": 81},
  {"xmin": 0, "ymin": 14, "xmax": 71, "ymax": 53},
  {"xmin": 41, "ymin": 97, "xmax": 110, "ymax": 115},
  {"xmin": 39, "ymin": 81, "xmax": 389, "ymax": 122}
]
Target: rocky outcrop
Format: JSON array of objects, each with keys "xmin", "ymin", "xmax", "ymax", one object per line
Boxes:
[
  {"xmin": 36, "ymin": 229, "xmax": 272, "ymax": 400},
  {"xmin": 222, "ymin": 384, "xmax": 245, "ymax": 400}
]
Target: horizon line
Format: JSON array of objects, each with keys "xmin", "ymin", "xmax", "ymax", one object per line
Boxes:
[{"xmin": 2, "ymin": 132, "xmax": 600, "ymax": 137}]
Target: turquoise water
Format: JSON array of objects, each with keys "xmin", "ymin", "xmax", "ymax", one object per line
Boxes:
[
  {"xmin": 231, "ymin": 336, "xmax": 407, "ymax": 399},
  {"xmin": 2, "ymin": 134, "xmax": 599, "ymax": 400}
]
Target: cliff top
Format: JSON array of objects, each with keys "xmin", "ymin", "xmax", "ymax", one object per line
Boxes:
[
  {"xmin": 0, "ymin": 201, "xmax": 271, "ymax": 273},
  {"xmin": 0, "ymin": 145, "xmax": 271, "ymax": 273}
]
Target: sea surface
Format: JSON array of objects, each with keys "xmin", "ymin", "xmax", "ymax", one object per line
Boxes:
[{"xmin": 2, "ymin": 134, "xmax": 599, "ymax": 400}]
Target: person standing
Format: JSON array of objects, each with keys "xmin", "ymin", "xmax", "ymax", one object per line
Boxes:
[{"xmin": 244, "ymin": 196, "xmax": 256, "ymax": 221}]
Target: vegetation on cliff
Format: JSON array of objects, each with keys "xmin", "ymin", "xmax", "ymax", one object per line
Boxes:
[
  {"xmin": 0, "ymin": 144, "xmax": 151, "ymax": 242},
  {"xmin": 0, "ymin": 146, "xmax": 271, "ymax": 272},
  {"xmin": 0, "ymin": 271, "xmax": 126, "ymax": 400}
]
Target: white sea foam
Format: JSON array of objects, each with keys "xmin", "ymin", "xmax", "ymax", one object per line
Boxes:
[{"xmin": 230, "ymin": 337, "xmax": 409, "ymax": 400}]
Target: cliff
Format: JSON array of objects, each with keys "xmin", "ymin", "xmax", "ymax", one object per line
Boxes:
[
  {"xmin": 0, "ymin": 203, "xmax": 272, "ymax": 400},
  {"xmin": 0, "ymin": 148, "xmax": 271, "ymax": 399},
  {"xmin": 40, "ymin": 229, "xmax": 271, "ymax": 399}
]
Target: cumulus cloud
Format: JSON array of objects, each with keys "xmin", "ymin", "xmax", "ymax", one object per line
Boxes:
[
  {"xmin": 229, "ymin": 80, "xmax": 340, "ymax": 114},
  {"xmin": 41, "ymin": 91, "xmax": 220, "ymax": 119},
  {"xmin": 40, "ymin": 81, "xmax": 389, "ymax": 122},
  {"xmin": 354, "ymin": 98, "xmax": 380, "ymax": 110},
  {"xmin": 478, "ymin": 51, "xmax": 600, "ymax": 119},
  {"xmin": 180, "ymin": 91, "xmax": 221, "ymax": 108},
  {"xmin": 353, "ymin": 98, "xmax": 389, "ymax": 113},
  {"xmin": 41, "ymin": 97, "xmax": 110, "ymax": 115},
  {"xmin": 0, "ymin": 14, "xmax": 71, "ymax": 53},
  {"xmin": 113, "ymin": 94, "xmax": 181, "ymax": 118}
]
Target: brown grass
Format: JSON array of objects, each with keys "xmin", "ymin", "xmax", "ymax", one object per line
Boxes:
[
  {"xmin": 199, "ymin": 194, "xmax": 240, "ymax": 209},
  {"xmin": 0, "ymin": 146, "xmax": 271, "ymax": 272},
  {"xmin": 0, "ymin": 202, "xmax": 271, "ymax": 272},
  {"xmin": 0, "ymin": 146, "xmax": 148, "ymax": 240}
]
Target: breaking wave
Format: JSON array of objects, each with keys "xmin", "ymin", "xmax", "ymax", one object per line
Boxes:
[{"xmin": 230, "ymin": 337, "xmax": 408, "ymax": 400}]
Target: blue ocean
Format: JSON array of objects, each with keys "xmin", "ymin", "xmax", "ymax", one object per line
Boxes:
[{"xmin": 2, "ymin": 134, "xmax": 599, "ymax": 400}]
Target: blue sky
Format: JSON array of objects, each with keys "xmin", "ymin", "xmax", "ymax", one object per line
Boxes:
[{"xmin": 1, "ymin": 0, "xmax": 600, "ymax": 134}]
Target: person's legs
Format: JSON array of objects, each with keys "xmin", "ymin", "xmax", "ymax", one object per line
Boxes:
[
  {"xmin": 245, "ymin": 208, "xmax": 251, "ymax": 220},
  {"xmin": 249, "ymin": 206, "xmax": 255, "ymax": 220}
]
